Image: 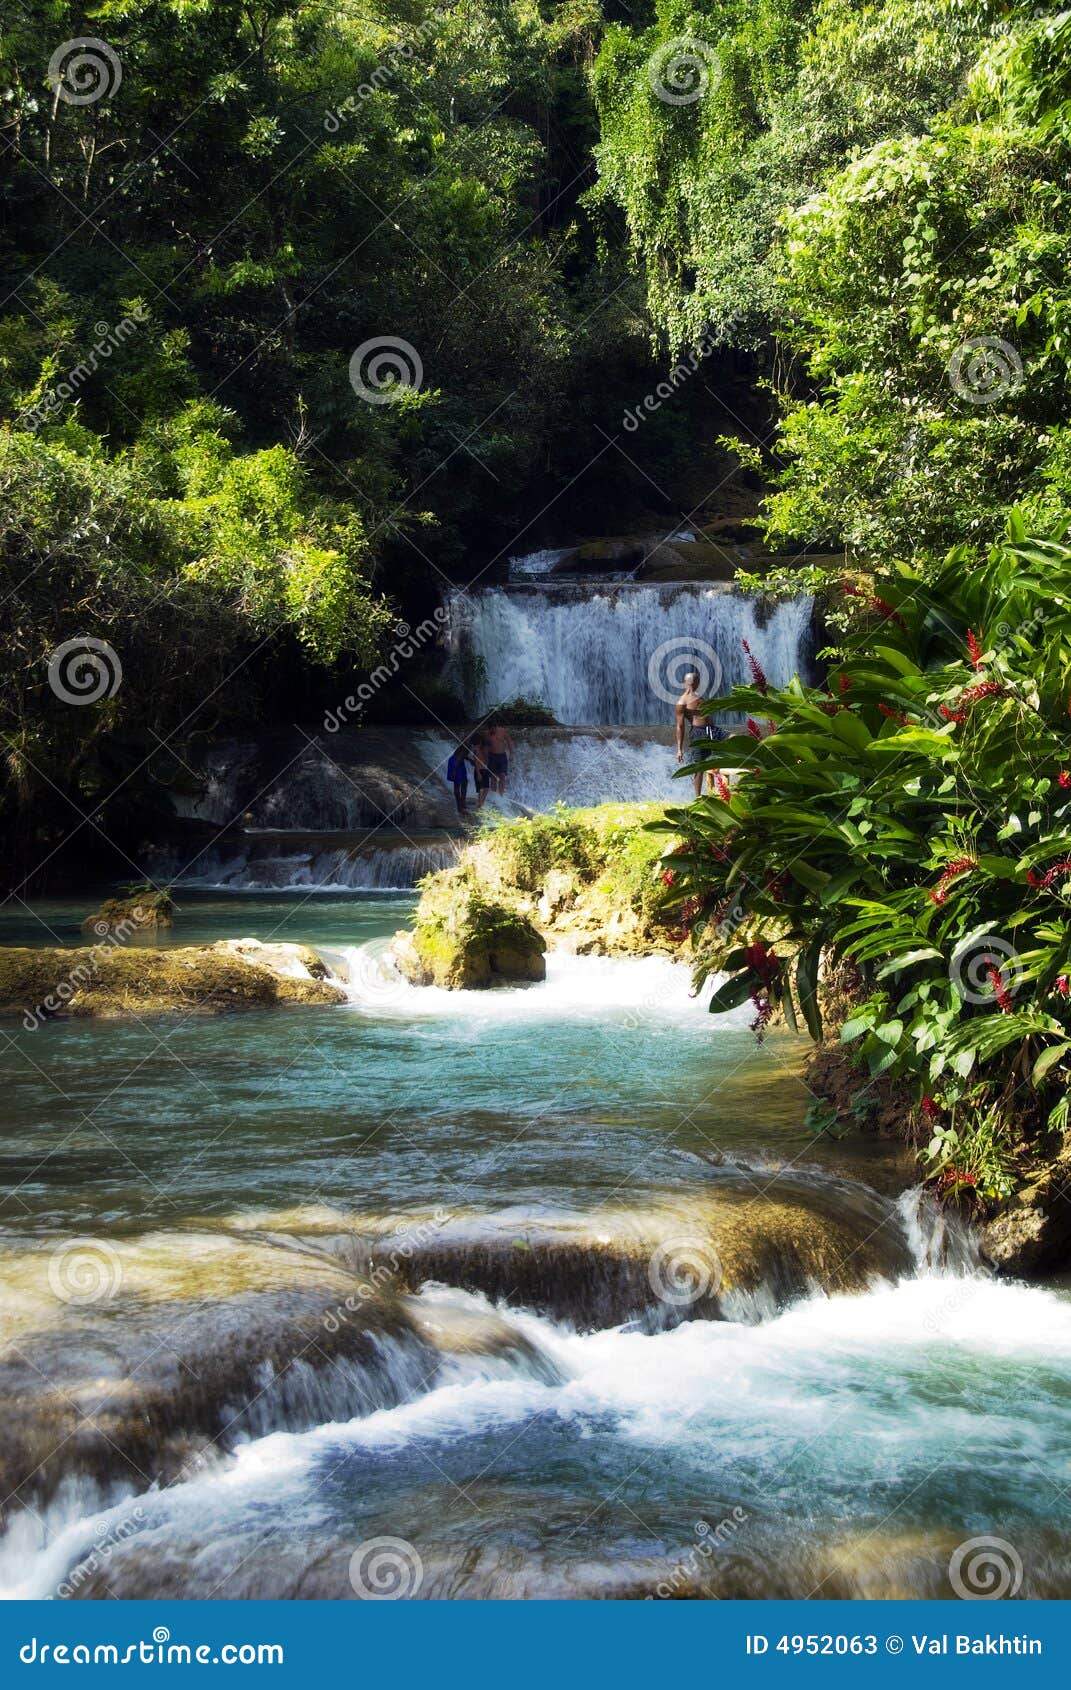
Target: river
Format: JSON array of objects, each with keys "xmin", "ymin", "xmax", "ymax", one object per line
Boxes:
[{"xmin": 3, "ymin": 893, "xmax": 1071, "ymax": 1600}]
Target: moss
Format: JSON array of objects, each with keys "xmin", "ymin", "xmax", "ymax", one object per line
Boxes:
[
  {"xmin": 82, "ymin": 890, "xmax": 174, "ymax": 935},
  {"xmin": 395, "ymin": 802, "xmax": 678, "ymax": 977},
  {"xmin": 0, "ymin": 943, "xmax": 344, "ymax": 1022}
]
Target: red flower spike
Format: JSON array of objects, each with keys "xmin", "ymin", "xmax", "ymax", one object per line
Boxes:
[
  {"xmin": 714, "ymin": 772, "xmax": 731, "ymax": 803},
  {"xmin": 1056, "ymin": 976, "xmax": 1070, "ymax": 997},
  {"xmin": 1028, "ymin": 859, "xmax": 1071, "ymax": 891},
  {"xmin": 929, "ymin": 856, "xmax": 977, "ymax": 906},
  {"xmin": 959, "ymin": 680, "xmax": 1006, "ymax": 705},
  {"xmin": 966, "ymin": 628, "xmax": 984, "ymax": 670},
  {"xmin": 920, "ymin": 1096, "xmax": 943, "ymax": 1123},
  {"xmin": 838, "ymin": 673, "xmax": 852, "ymax": 695},
  {"xmin": 986, "ymin": 962, "xmax": 1014, "ymax": 1014},
  {"xmin": 745, "ymin": 718, "xmax": 764, "ymax": 740},
  {"xmin": 741, "ymin": 639, "xmax": 769, "ymax": 695},
  {"xmin": 1059, "ymin": 772, "xmax": 1071, "ymax": 791},
  {"xmin": 878, "ymin": 702, "xmax": 909, "ymax": 725},
  {"xmin": 661, "ymin": 870, "xmax": 676, "ymax": 887},
  {"xmin": 939, "ymin": 704, "xmax": 968, "ymax": 724}
]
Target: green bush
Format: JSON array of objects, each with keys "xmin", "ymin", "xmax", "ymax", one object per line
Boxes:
[{"xmin": 657, "ymin": 518, "xmax": 1071, "ymax": 1199}]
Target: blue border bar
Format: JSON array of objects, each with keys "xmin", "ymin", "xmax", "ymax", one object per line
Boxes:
[{"xmin": 2, "ymin": 1601, "xmax": 1064, "ymax": 1684}]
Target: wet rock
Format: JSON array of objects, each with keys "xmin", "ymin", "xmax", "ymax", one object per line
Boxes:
[
  {"xmin": 0, "ymin": 1283, "xmax": 437, "ymax": 1517},
  {"xmin": 981, "ymin": 1158, "xmax": 1071, "ymax": 1276},
  {"xmin": 0, "ymin": 943, "xmax": 344, "ymax": 1021},
  {"xmin": 390, "ymin": 882, "xmax": 545, "ymax": 990}
]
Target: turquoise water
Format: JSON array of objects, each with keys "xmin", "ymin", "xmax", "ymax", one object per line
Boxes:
[{"xmin": 2, "ymin": 893, "xmax": 1070, "ymax": 1601}]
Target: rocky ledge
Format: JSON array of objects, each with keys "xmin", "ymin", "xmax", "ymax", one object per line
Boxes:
[
  {"xmin": 0, "ymin": 938, "xmax": 344, "ymax": 1022},
  {"xmin": 388, "ymin": 803, "xmax": 674, "ymax": 990}
]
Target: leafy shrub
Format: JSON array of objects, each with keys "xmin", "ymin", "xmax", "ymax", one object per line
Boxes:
[{"xmin": 656, "ymin": 518, "xmax": 1071, "ymax": 1198}]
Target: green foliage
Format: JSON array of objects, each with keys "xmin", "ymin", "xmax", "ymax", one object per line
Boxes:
[
  {"xmin": 656, "ymin": 520, "xmax": 1071, "ymax": 1198},
  {"xmin": 590, "ymin": 0, "xmax": 991, "ymax": 350}
]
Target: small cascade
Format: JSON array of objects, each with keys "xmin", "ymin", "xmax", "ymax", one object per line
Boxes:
[
  {"xmin": 446, "ymin": 582, "xmax": 813, "ymax": 724},
  {"xmin": 165, "ymin": 831, "xmax": 458, "ymax": 892},
  {"xmin": 418, "ymin": 726, "xmax": 681, "ymax": 812},
  {"xmin": 897, "ymin": 1186, "xmax": 985, "ymax": 1276}
]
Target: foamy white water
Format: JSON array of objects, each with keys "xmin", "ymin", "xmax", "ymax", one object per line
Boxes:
[
  {"xmin": 447, "ymin": 584, "xmax": 813, "ymax": 724},
  {"xmin": 9, "ymin": 1272, "xmax": 1071, "ymax": 1600},
  {"xmin": 322, "ymin": 943, "xmax": 731, "ymax": 1024}
]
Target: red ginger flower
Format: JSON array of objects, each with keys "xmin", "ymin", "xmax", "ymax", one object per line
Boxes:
[
  {"xmin": 939, "ymin": 704, "xmax": 968, "ymax": 724},
  {"xmin": 878, "ymin": 702, "xmax": 909, "ymax": 725},
  {"xmin": 1056, "ymin": 976, "xmax": 1070, "ymax": 996},
  {"xmin": 1059, "ymin": 771, "xmax": 1071, "ymax": 791},
  {"xmin": 986, "ymin": 961, "xmax": 1014, "ymax": 1014},
  {"xmin": 742, "ymin": 639, "xmax": 769, "ymax": 695},
  {"xmin": 662, "ymin": 870, "xmax": 676, "ymax": 887},
  {"xmin": 714, "ymin": 772, "xmax": 731, "ymax": 803},
  {"xmin": 838, "ymin": 672, "xmax": 852, "ymax": 695},
  {"xmin": 750, "ymin": 993, "xmax": 774, "ymax": 1041},
  {"xmin": 920, "ymin": 1096, "xmax": 943, "ymax": 1123},
  {"xmin": 966, "ymin": 628, "xmax": 984, "ymax": 670},
  {"xmin": 1028, "ymin": 859, "xmax": 1071, "ymax": 890},
  {"xmin": 930, "ymin": 856, "xmax": 977, "ymax": 905},
  {"xmin": 745, "ymin": 718, "xmax": 764, "ymax": 740},
  {"xmin": 959, "ymin": 680, "xmax": 1006, "ymax": 704}
]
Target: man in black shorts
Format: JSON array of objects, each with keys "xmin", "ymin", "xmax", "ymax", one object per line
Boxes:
[
  {"xmin": 675, "ymin": 669, "xmax": 725, "ymax": 797},
  {"xmin": 485, "ymin": 720, "xmax": 514, "ymax": 795}
]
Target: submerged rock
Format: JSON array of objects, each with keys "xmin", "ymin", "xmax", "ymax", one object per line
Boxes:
[
  {"xmin": 0, "ymin": 942, "xmax": 344, "ymax": 1022},
  {"xmin": 390, "ymin": 882, "xmax": 545, "ymax": 990}
]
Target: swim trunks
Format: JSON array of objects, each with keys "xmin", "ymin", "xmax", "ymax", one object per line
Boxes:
[{"xmin": 488, "ymin": 752, "xmax": 509, "ymax": 777}]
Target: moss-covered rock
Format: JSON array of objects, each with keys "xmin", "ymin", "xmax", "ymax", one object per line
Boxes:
[
  {"xmin": 391, "ymin": 881, "xmax": 546, "ymax": 990},
  {"xmin": 0, "ymin": 942, "xmax": 344, "ymax": 1023},
  {"xmin": 82, "ymin": 890, "xmax": 174, "ymax": 936},
  {"xmin": 391, "ymin": 803, "xmax": 678, "ymax": 988}
]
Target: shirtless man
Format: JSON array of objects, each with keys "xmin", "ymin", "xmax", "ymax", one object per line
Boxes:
[
  {"xmin": 675, "ymin": 669, "xmax": 724, "ymax": 797},
  {"xmin": 484, "ymin": 720, "xmax": 514, "ymax": 795}
]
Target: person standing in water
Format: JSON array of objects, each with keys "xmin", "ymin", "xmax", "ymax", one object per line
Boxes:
[
  {"xmin": 675, "ymin": 669, "xmax": 725, "ymax": 797},
  {"xmin": 485, "ymin": 719, "xmax": 514, "ymax": 795},
  {"xmin": 469, "ymin": 732, "xmax": 493, "ymax": 810},
  {"xmin": 446, "ymin": 741, "xmax": 472, "ymax": 816}
]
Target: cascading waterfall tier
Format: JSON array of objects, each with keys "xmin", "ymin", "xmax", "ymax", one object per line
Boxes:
[{"xmin": 447, "ymin": 582, "xmax": 814, "ymax": 725}]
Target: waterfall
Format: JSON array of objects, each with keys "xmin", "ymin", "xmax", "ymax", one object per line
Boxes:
[
  {"xmin": 159, "ymin": 832, "xmax": 458, "ymax": 892},
  {"xmin": 447, "ymin": 583, "xmax": 813, "ymax": 725}
]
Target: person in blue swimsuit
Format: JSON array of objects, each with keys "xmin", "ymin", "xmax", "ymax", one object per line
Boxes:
[{"xmin": 446, "ymin": 741, "xmax": 472, "ymax": 815}]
